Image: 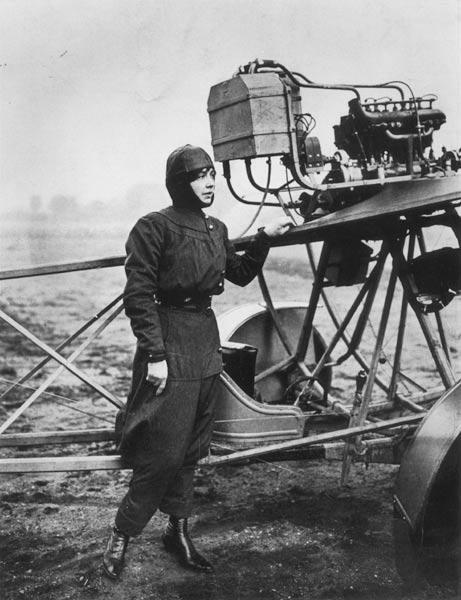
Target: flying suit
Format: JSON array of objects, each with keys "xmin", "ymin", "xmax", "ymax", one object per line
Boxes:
[{"xmin": 115, "ymin": 145, "xmax": 271, "ymax": 536}]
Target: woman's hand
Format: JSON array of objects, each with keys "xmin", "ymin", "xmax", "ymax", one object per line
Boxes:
[
  {"xmin": 146, "ymin": 359, "xmax": 168, "ymax": 395},
  {"xmin": 262, "ymin": 217, "xmax": 293, "ymax": 238}
]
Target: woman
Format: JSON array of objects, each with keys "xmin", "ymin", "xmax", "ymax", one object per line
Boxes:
[{"xmin": 103, "ymin": 144, "xmax": 291, "ymax": 579}]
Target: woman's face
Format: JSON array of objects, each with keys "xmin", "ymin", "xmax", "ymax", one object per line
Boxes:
[{"xmin": 190, "ymin": 167, "xmax": 216, "ymax": 207}]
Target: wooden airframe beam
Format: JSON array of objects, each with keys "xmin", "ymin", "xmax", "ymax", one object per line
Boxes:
[
  {"xmin": 0, "ymin": 438, "xmax": 401, "ymax": 470},
  {"xmin": 0, "ymin": 428, "xmax": 116, "ymax": 447},
  {"xmin": 0, "ymin": 256, "xmax": 124, "ymax": 280},
  {"xmin": 0, "ymin": 455, "xmax": 125, "ymax": 472},
  {"xmin": 257, "ymin": 270, "xmax": 326, "ymax": 401},
  {"xmin": 0, "ymin": 308, "xmax": 124, "ymax": 408},
  {"xmin": 0, "ymin": 414, "xmax": 422, "ymax": 472},
  {"xmin": 0, "ymin": 302, "xmax": 123, "ymax": 434},
  {"xmin": 0, "ymin": 294, "xmax": 123, "ymax": 402}
]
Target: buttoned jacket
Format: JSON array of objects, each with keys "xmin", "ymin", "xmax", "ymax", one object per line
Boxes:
[{"xmin": 123, "ymin": 205, "xmax": 271, "ymax": 360}]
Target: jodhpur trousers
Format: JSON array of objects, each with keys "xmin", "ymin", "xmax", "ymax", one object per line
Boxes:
[{"xmin": 115, "ymin": 307, "xmax": 222, "ymax": 537}]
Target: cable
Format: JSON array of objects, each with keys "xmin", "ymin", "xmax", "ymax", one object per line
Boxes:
[
  {"xmin": 223, "ymin": 160, "xmax": 280, "ymax": 207},
  {"xmin": 236, "ymin": 158, "xmax": 272, "ymax": 237},
  {"xmin": 285, "ymin": 165, "xmax": 294, "ymax": 207}
]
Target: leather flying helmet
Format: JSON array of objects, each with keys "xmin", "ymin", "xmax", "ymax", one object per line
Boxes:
[{"xmin": 165, "ymin": 145, "xmax": 215, "ymax": 209}]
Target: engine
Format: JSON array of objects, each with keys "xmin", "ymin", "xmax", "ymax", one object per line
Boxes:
[
  {"xmin": 334, "ymin": 97, "xmax": 446, "ymax": 167},
  {"xmin": 208, "ymin": 59, "xmax": 455, "ymax": 217}
]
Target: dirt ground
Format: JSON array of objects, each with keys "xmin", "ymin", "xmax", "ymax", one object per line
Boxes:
[
  {"xmin": 0, "ymin": 218, "xmax": 459, "ymax": 600},
  {"xmin": 1, "ymin": 459, "xmax": 455, "ymax": 600}
]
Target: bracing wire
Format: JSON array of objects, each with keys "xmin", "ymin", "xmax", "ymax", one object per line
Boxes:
[
  {"xmin": 0, "ymin": 376, "xmax": 115, "ymax": 425},
  {"xmin": 211, "ymin": 441, "xmax": 299, "ymax": 475},
  {"xmin": 0, "ymin": 374, "xmax": 316, "ymax": 427},
  {"xmin": 0, "ymin": 293, "xmax": 124, "ymax": 402}
]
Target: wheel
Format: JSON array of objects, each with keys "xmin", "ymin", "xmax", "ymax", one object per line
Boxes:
[{"xmin": 394, "ymin": 381, "xmax": 461, "ymax": 590}]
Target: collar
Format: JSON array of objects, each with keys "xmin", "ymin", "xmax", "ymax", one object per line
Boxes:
[{"xmin": 159, "ymin": 205, "xmax": 209, "ymax": 233}]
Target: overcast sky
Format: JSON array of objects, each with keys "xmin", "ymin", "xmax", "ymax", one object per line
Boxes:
[{"xmin": 1, "ymin": 0, "xmax": 460, "ymax": 212}]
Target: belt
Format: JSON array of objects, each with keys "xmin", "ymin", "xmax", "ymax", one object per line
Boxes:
[{"xmin": 156, "ymin": 295, "xmax": 212, "ymax": 313}]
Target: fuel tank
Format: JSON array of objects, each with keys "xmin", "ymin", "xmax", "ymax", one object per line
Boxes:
[{"xmin": 208, "ymin": 73, "xmax": 300, "ymax": 162}]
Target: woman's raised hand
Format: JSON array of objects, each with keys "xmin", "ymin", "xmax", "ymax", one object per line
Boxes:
[{"xmin": 263, "ymin": 217, "xmax": 293, "ymax": 238}]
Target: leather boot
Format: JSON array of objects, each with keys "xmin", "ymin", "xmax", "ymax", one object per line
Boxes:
[
  {"xmin": 102, "ymin": 526, "xmax": 129, "ymax": 579},
  {"xmin": 162, "ymin": 516, "xmax": 213, "ymax": 572}
]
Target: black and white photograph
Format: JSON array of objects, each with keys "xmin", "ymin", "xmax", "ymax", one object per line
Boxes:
[{"xmin": 0, "ymin": 1, "xmax": 460, "ymax": 599}]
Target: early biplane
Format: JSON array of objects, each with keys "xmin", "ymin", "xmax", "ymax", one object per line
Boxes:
[{"xmin": 1, "ymin": 59, "xmax": 460, "ymax": 586}]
